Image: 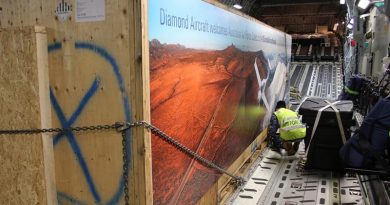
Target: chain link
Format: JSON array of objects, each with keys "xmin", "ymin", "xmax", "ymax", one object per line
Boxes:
[
  {"xmin": 0, "ymin": 124, "xmax": 120, "ymax": 135},
  {"xmin": 125, "ymin": 121, "xmax": 246, "ymax": 187},
  {"xmin": 121, "ymin": 129, "xmax": 130, "ymax": 205},
  {"xmin": 0, "ymin": 120, "xmax": 246, "ymax": 197}
]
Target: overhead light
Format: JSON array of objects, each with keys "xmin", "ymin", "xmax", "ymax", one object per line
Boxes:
[
  {"xmin": 340, "ymin": 0, "xmax": 346, "ymax": 4},
  {"xmin": 358, "ymin": 0, "xmax": 371, "ymax": 9},
  {"xmin": 233, "ymin": 4, "xmax": 242, "ymax": 9},
  {"xmin": 347, "ymin": 23, "xmax": 354, "ymax": 29},
  {"xmin": 333, "ymin": 23, "xmax": 339, "ymax": 31},
  {"xmin": 233, "ymin": 1, "xmax": 243, "ymax": 9}
]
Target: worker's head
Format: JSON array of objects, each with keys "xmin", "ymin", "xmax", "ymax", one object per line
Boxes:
[{"xmin": 275, "ymin": 100, "xmax": 286, "ymax": 111}]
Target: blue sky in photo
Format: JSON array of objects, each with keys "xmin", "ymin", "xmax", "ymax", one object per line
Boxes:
[{"xmin": 148, "ymin": 0, "xmax": 289, "ymax": 53}]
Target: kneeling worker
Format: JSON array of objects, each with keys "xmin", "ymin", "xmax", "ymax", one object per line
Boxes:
[{"xmin": 268, "ymin": 101, "xmax": 306, "ymax": 155}]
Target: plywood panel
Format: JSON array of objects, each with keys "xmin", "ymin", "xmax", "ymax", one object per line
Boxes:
[
  {"xmin": 0, "ymin": 26, "xmax": 56, "ymax": 205},
  {"xmin": 0, "ymin": 0, "xmax": 151, "ymax": 204}
]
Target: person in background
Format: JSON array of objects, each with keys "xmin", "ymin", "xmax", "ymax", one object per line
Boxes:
[{"xmin": 268, "ymin": 100, "xmax": 306, "ymax": 156}]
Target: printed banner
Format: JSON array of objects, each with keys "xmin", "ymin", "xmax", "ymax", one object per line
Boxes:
[{"xmin": 149, "ymin": 0, "xmax": 291, "ymax": 204}]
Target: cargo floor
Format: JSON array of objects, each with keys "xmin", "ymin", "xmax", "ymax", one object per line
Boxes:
[
  {"xmin": 227, "ymin": 113, "xmax": 390, "ymax": 205},
  {"xmin": 227, "ymin": 143, "xmax": 365, "ymax": 205},
  {"xmin": 290, "ymin": 62, "xmax": 343, "ymax": 99}
]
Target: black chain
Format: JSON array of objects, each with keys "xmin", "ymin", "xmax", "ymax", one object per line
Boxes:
[
  {"xmin": 0, "ymin": 124, "xmax": 120, "ymax": 135},
  {"xmin": 121, "ymin": 129, "xmax": 130, "ymax": 205},
  {"xmin": 0, "ymin": 121, "xmax": 246, "ymax": 199},
  {"xmin": 123, "ymin": 121, "xmax": 246, "ymax": 187}
]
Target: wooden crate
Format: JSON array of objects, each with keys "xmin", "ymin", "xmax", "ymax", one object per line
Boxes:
[
  {"xmin": 0, "ymin": 1, "xmax": 285, "ymax": 204},
  {"xmin": 0, "ymin": 0, "xmax": 151, "ymax": 204}
]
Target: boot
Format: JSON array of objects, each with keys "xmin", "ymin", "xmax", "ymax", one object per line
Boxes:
[{"xmin": 283, "ymin": 142, "xmax": 296, "ymax": 156}]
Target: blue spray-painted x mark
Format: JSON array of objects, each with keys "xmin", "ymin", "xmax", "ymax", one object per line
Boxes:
[
  {"xmin": 52, "ymin": 77, "xmax": 100, "ymax": 145},
  {"xmin": 49, "ymin": 42, "xmax": 132, "ymax": 205},
  {"xmin": 50, "ymin": 78, "xmax": 102, "ymax": 203}
]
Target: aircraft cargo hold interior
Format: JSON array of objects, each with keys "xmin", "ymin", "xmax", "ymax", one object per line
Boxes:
[{"xmin": 1, "ymin": 0, "xmax": 390, "ymax": 205}]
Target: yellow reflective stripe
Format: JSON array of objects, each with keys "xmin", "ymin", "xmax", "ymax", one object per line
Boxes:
[
  {"xmin": 345, "ymin": 86, "xmax": 359, "ymax": 95},
  {"xmin": 280, "ymin": 124, "xmax": 306, "ymax": 131}
]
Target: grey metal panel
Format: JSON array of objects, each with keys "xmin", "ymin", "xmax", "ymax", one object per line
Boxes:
[
  {"xmin": 301, "ymin": 66, "xmax": 314, "ymax": 96},
  {"xmin": 291, "ymin": 64, "xmax": 303, "ymax": 88},
  {"xmin": 230, "ymin": 142, "xmax": 364, "ymax": 205}
]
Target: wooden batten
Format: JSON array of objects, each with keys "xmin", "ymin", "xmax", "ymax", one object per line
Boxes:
[
  {"xmin": 131, "ymin": 0, "xmax": 153, "ymax": 204},
  {"xmin": 0, "ymin": 26, "xmax": 56, "ymax": 205},
  {"xmin": 0, "ymin": 0, "xmax": 151, "ymax": 204}
]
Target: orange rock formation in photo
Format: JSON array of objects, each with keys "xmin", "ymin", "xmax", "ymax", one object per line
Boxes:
[{"xmin": 150, "ymin": 39, "xmax": 269, "ymax": 205}]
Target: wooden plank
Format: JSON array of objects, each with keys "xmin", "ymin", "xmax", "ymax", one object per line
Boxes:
[
  {"xmin": 35, "ymin": 26, "xmax": 58, "ymax": 205},
  {"xmin": 0, "ymin": 26, "xmax": 56, "ymax": 205},
  {"xmin": 218, "ymin": 149, "xmax": 264, "ymax": 205},
  {"xmin": 140, "ymin": 0, "xmax": 154, "ymax": 203},
  {"xmin": 132, "ymin": 0, "xmax": 153, "ymax": 204},
  {"xmin": 0, "ymin": 1, "xmax": 151, "ymax": 204},
  {"xmin": 197, "ymin": 182, "xmax": 218, "ymax": 205}
]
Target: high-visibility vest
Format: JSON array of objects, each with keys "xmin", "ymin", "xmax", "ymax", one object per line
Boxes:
[{"xmin": 274, "ymin": 108, "xmax": 306, "ymax": 141}]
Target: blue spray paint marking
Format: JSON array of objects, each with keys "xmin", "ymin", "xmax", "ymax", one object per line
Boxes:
[
  {"xmin": 58, "ymin": 192, "xmax": 89, "ymax": 205},
  {"xmin": 49, "ymin": 42, "xmax": 132, "ymax": 204},
  {"xmin": 50, "ymin": 89, "xmax": 102, "ymax": 203},
  {"xmin": 53, "ymin": 77, "xmax": 101, "ymax": 145},
  {"xmin": 48, "ymin": 42, "xmax": 62, "ymax": 52}
]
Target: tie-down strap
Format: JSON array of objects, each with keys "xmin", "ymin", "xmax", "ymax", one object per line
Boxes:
[{"xmin": 305, "ymin": 100, "xmax": 346, "ymax": 155}]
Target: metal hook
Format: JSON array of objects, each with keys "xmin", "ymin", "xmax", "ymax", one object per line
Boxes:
[{"xmin": 115, "ymin": 122, "xmax": 131, "ymax": 132}]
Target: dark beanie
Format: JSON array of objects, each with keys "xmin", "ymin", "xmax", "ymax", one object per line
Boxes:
[{"xmin": 275, "ymin": 101, "xmax": 286, "ymax": 110}]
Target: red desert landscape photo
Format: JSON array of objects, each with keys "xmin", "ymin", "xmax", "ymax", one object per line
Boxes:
[{"xmin": 150, "ymin": 39, "xmax": 272, "ymax": 204}]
